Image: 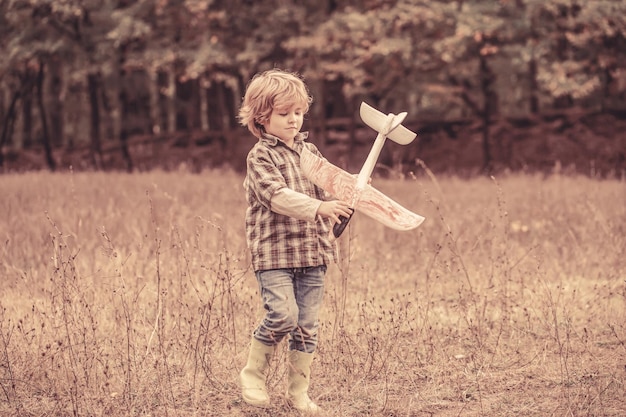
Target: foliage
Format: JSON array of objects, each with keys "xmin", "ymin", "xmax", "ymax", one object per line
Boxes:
[
  {"xmin": 285, "ymin": 1, "xmax": 455, "ymax": 103},
  {"xmin": 1, "ymin": 0, "xmax": 625, "ymax": 172},
  {"xmin": 526, "ymin": 0, "xmax": 626, "ymax": 105}
]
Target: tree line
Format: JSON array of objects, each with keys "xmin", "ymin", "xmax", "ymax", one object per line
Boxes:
[{"xmin": 1, "ymin": 0, "xmax": 625, "ymax": 173}]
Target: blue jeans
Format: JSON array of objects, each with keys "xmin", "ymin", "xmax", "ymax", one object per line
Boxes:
[{"xmin": 253, "ymin": 266, "xmax": 326, "ymax": 353}]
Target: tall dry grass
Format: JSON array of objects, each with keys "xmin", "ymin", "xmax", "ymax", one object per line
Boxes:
[{"xmin": 0, "ymin": 168, "xmax": 624, "ymax": 416}]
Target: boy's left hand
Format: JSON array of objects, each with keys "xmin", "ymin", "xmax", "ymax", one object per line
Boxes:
[{"xmin": 317, "ymin": 200, "xmax": 353, "ymax": 225}]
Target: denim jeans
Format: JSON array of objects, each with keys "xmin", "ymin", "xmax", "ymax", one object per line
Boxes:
[{"xmin": 253, "ymin": 265, "xmax": 326, "ymax": 353}]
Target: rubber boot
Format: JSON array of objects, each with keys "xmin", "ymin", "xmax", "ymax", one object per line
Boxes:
[
  {"xmin": 240, "ymin": 338, "xmax": 275, "ymax": 407},
  {"xmin": 286, "ymin": 350, "xmax": 320, "ymax": 413}
]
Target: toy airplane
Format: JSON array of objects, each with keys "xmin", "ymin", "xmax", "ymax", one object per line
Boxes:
[{"xmin": 301, "ymin": 101, "xmax": 425, "ymax": 240}]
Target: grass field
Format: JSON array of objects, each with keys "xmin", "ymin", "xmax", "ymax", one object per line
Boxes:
[{"xmin": 0, "ymin": 169, "xmax": 624, "ymax": 416}]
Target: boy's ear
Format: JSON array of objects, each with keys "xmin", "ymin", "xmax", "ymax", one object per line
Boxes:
[{"xmin": 255, "ymin": 120, "xmax": 266, "ymax": 131}]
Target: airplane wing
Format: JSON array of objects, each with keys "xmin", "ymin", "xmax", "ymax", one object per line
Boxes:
[{"xmin": 301, "ymin": 146, "xmax": 425, "ymax": 231}]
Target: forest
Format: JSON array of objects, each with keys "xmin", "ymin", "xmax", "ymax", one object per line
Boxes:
[
  {"xmin": 1, "ymin": 0, "xmax": 625, "ymax": 176},
  {"xmin": 1, "ymin": 2, "xmax": 626, "ymax": 416}
]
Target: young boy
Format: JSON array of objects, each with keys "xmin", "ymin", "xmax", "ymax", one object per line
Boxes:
[{"xmin": 238, "ymin": 69, "xmax": 352, "ymax": 412}]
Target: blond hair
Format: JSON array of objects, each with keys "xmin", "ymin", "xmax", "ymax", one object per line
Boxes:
[{"xmin": 239, "ymin": 69, "xmax": 313, "ymax": 138}]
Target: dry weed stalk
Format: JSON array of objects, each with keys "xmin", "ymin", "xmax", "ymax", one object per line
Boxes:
[{"xmin": 0, "ymin": 170, "xmax": 624, "ymax": 416}]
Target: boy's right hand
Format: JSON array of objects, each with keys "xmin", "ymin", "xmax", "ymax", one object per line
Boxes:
[{"xmin": 317, "ymin": 200, "xmax": 353, "ymax": 225}]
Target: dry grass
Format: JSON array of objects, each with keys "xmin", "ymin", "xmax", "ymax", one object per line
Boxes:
[{"xmin": 0, "ymin": 168, "xmax": 624, "ymax": 416}]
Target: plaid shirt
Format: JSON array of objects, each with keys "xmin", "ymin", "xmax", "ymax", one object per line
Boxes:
[{"xmin": 244, "ymin": 132, "xmax": 336, "ymax": 271}]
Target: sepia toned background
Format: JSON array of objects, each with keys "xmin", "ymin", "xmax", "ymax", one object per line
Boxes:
[{"xmin": 1, "ymin": 1, "xmax": 625, "ymax": 416}]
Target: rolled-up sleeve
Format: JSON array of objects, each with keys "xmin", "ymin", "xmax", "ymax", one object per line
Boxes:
[{"xmin": 270, "ymin": 188, "xmax": 321, "ymax": 222}]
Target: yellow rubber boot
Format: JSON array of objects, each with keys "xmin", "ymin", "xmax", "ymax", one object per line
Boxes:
[
  {"xmin": 286, "ymin": 350, "xmax": 320, "ymax": 413},
  {"xmin": 240, "ymin": 338, "xmax": 275, "ymax": 407}
]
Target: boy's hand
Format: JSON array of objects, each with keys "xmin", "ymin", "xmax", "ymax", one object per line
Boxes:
[{"xmin": 317, "ymin": 200, "xmax": 353, "ymax": 225}]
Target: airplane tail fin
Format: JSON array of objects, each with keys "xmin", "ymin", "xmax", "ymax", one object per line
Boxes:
[{"xmin": 360, "ymin": 102, "xmax": 417, "ymax": 145}]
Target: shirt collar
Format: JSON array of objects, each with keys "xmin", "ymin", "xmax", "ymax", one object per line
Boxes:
[{"xmin": 260, "ymin": 131, "xmax": 309, "ymax": 148}]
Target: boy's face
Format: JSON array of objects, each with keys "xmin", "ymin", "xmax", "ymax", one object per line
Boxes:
[{"xmin": 263, "ymin": 103, "xmax": 305, "ymax": 144}]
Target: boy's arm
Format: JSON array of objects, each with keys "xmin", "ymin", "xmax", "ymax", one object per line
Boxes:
[{"xmin": 270, "ymin": 188, "xmax": 322, "ymax": 222}]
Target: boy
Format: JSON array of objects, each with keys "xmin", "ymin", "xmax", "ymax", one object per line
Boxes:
[{"xmin": 238, "ymin": 69, "xmax": 352, "ymax": 412}]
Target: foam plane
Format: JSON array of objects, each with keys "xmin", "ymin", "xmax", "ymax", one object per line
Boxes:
[{"xmin": 300, "ymin": 101, "xmax": 425, "ymax": 239}]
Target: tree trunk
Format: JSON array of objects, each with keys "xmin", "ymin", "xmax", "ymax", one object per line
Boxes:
[
  {"xmin": 118, "ymin": 44, "xmax": 134, "ymax": 172},
  {"xmin": 0, "ymin": 88, "xmax": 5, "ymax": 149},
  {"xmin": 528, "ymin": 14, "xmax": 540, "ymax": 116},
  {"xmin": 36, "ymin": 61, "xmax": 56, "ymax": 171},
  {"xmin": 206, "ymin": 80, "xmax": 236, "ymax": 133},
  {"xmin": 528, "ymin": 57, "xmax": 539, "ymax": 114},
  {"xmin": 223, "ymin": 80, "xmax": 237, "ymax": 129},
  {"xmin": 206, "ymin": 81, "xmax": 224, "ymax": 132},
  {"xmin": 175, "ymin": 73, "xmax": 201, "ymax": 131},
  {"xmin": 168, "ymin": 71, "xmax": 177, "ymax": 133},
  {"xmin": 87, "ymin": 72, "xmax": 103, "ymax": 169},
  {"xmin": 156, "ymin": 70, "xmax": 169, "ymax": 133},
  {"xmin": 22, "ymin": 81, "xmax": 33, "ymax": 148},
  {"xmin": 553, "ymin": 33, "xmax": 573, "ymax": 109},
  {"xmin": 479, "ymin": 53, "xmax": 497, "ymax": 174},
  {"xmin": 601, "ymin": 67, "xmax": 613, "ymax": 112},
  {"xmin": 0, "ymin": 92, "xmax": 3, "ymax": 169},
  {"xmin": 0, "ymin": 91, "xmax": 21, "ymax": 167},
  {"xmin": 311, "ymin": 78, "xmax": 327, "ymax": 156},
  {"xmin": 99, "ymin": 72, "xmax": 115, "ymax": 142},
  {"xmin": 48, "ymin": 56, "xmax": 64, "ymax": 147},
  {"xmin": 148, "ymin": 70, "xmax": 161, "ymax": 134}
]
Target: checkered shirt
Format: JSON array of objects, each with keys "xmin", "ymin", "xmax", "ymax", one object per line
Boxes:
[{"xmin": 243, "ymin": 132, "xmax": 336, "ymax": 271}]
